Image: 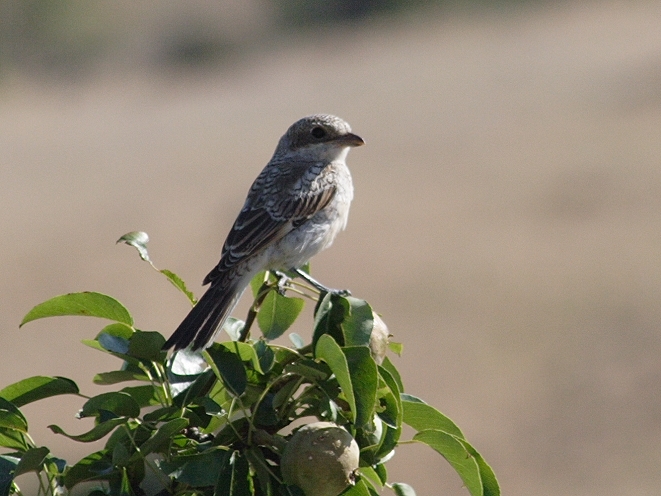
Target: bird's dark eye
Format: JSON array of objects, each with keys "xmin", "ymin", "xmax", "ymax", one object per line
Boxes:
[{"xmin": 310, "ymin": 126, "xmax": 326, "ymax": 139}]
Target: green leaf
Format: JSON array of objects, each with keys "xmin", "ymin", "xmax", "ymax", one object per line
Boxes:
[
  {"xmin": 315, "ymin": 335, "xmax": 355, "ymax": 421},
  {"xmin": 253, "ymin": 340, "xmax": 275, "ymax": 374},
  {"xmin": 14, "ymin": 446, "xmax": 49, "ymax": 476},
  {"xmin": 244, "ymin": 447, "xmax": 273, "ymax": 495},
  {"xmin": 374, "ymin": 462, "xmax": 387, "ymax": 485},
  {"xmin": 118, "ymin": 467, "xmax": 134, "ymax": 496},
  {"xmin": 387, "ymin": 341, "xmax": 404, "ymax": 356},
  {"xmin": 21, "ymin": 292, "xmax": 133, "ymax": 327},
  {"xmin": 342, "ymin": 297, "xmax": 374, "ymax": 346},
  {"xmin": 120, "ymin": 385, "xmax": 163, "ymax": 407},
  {"xmin": 129, "ymin": 418, "xmax": 188, "ymax": 461},
  {"xmin": 158, "ymin": 448, "xmax": 230, "ymax": 487},
  {"xmin": 128, "ymin": 330, "xmax": 166, "ymax": 360},
  {"xmin": 340, "ymin": 479, "xmax": 373, "ymax": 495},
  {"xmin": 116, "ymin": 231, "xmax": 151, "ymax": 262},
  {"xmin": 391, "ymin": 482, "xmax": 416, "ymax": 496},
  {"xmin": 457, "ymin": 438, "xmax": 500, "ymax": 496},
  {"xmin": 93, "ymin": 370, "xmax": 149, "ymax": 385},
  {"xmin": 44, "ymin": 455, "xmax": 66, "ymax": 477},
  {"xmin": 49, "ymin": 418, "xmax": 127, "ymax": 443},
  {"xmin": 0, "ymin": 455, "xmax": 18, "ymax": 495},
  {"xmin": 343, "ymin": 346, "xmax": 378, "ymax": 428},
  {"xmin": 250, "ymin": 271, "xmax": 269, "ymax": 297},
  {"xmin": 63, "ymin": 449, "xmax": 111, "ymax": 488},
  {"xmin": 413, "ymin": 430, "xmax": 482, "ymax": 496},
  {"xmin": 401, "ymin": 396, "xmax": 464, "ymax": 439},
  {"xmin": 205, "ymin": 346, "xmax": 247, "ymax": 397},
  {"xmin": 0, "ymin": 428, "xmax": 29, "ymax": 450},
  {"xmin": 223, "ymin": 317, "xmax": 245, "ymax": 341},
  {"xmin": 380, "ymin": 357, "xmax": 403, "ymax": 393},
  {"xmin": 112, "ymin": 442, "xmax": 130, "ymax": 468},
  {"xmin": 257, "ymin": 291, "xmax": 305, "ymax": 340},
  {"xmin": 285, "ymin": 358, "xmax": 332, "ymax": 382},
  {"xmin": 377, "ymin": 365, "xmax": 402, "ymax": 428},
  {"xmin": 160, "ymin": 269, "xmax": 197, "ymax": 305},
  {"xmin": 289, "ymin": 332, "xmax": 305, "ymax": 349},
  {"xmin": 172, "ymin": 369, "xmax": 216, "ymax": 408},
  {"xmin": 0, "ymin": 376, "xmax": 79, "ymax": 407},
  {"xmin": 220, "ymin": 341, "xmax": 257, "ymax": 362},
  {"xmin": 358, "ymin": 466, "xmax": 384, "ymax": 491},
  {"xmin": 312, "ymin": 293, "xmax": 348, "ymax": 349},
  {"xmin": 80, "ymin": 392, "xmax": 141, "ymax": 419},
  {"xmin": 0, "ymin": 398, "xmax": 28, "ymax": 433},
  {"xmin": 99, "ymin": 323, "xmax": 134, "ymax": 340},
  {"xmin": 214, "ymin": 450, "xmax": 251, "ymax": 496},
  {"xmin": 374, "ymin": 424, "xmax": 401, "ymax": 464}
]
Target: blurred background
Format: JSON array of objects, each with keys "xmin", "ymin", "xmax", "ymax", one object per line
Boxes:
[{"xmin": 2, "ymin": 0, "xmax": 661, "ymax": 494}]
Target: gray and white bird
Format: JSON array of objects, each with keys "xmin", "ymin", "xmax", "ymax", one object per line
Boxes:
[{"xmin": 164, "ymin": 114, "xmax": 364, "ymax": 350}]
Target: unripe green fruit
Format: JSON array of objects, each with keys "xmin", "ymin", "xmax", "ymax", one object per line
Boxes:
[
  {"xmin": 369, "ymin": 312, "xmax": 390, "ymax": 365},
  {"xmin": 281, "ymin": 421, "xmax": 359, "ymax": 496}
]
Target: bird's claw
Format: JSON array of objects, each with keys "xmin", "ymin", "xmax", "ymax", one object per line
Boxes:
[
  {"xmin": 274, "ymin": 271, "xmax": 293, "ymax": 296},
  {"xmin": 329, "ymin": 288, "xmax": 351, "ymax": 297}
]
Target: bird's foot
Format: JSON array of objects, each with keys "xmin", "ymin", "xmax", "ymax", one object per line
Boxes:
[
  {"xmin": 294, "ymin": 269, "xmax": 351, "ymax": 297},
  {"xmin": 274, "ymin": 271, "xmax": 294, "ymax": 296}
]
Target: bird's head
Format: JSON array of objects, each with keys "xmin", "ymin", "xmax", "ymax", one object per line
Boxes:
[{"xmin": 275, "ymin": 114, "xmax": 364, "ymax": 161}]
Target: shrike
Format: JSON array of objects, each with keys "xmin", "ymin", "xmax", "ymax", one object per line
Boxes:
[{"xmin": 164, "ymin": 114, "xmax": 364, "ymax": 350}]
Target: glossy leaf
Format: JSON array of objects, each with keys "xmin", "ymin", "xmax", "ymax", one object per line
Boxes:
[
  {"xmin": 80, "ymin": 392, "xmax": 141, "ymax": 419},
  {"xmin": 392, "ymin": 482, "xmax": 416, "ymax": 496},
  {"xmin": 457, "ymin": 438, "xmax": 500, "ymax": 496},
  {"xmin": 205, "ymin": 346, "xmax": 247, "ymax": 397},
  {"xmin": 120, "ymin": 385, "xmax": 163, "ymax": 407},
  {"xmin": 249, "ymin": 271, "xmax": 269, "ymax": 297},
  {"xmin": 0, "ymin": 428, "xmax": 29, "ymax": 451},
  {"xmin": 342, "ymin": 297, "xmax": 374, "ymax": 346},
  {"xmin": 401, "ymin": 395, "xmax": 464, "ymax": 439},
  {"xmin": 358, "ymin": 466, "xmax": 384, "ymax": 491},
  {"xmin": 377, "ymin": 365, "xmax": 402, "ymax": 428},
  {"xmin": 21, "ymin": 292, "xmax": 133, "ymax": 327},
  {"xmin": 253, "ymin": 340, "xmax": 275, "ymax": 374},
  {"xmin": 63, "ymin": 450, "xmax": 111, "ymax": 488},
  {"xmin": 158, "ymin": 448, "xmax": 230, "ymax": 487},
  {"xmin": 0, "ymin": 455, "xmax": 18, "ymax": 495},
  {"xmin": 258, "ymin": 291, "xmax": 305, "ymax": 340},
  {"xmin": 215, "ymin": 450, "xmax": 251, "ymax": 496},
  {"xmin": 388, "ymin": 341, "xmax": 404, "ymax": 356},
  {"xmin": 160, "ymin": 269, "xmax": 197, "ymax": 305},
  {"xmin": 129, "ymin": 418, "xmax": 188, "ymax": 461},
  {"xmin": 312, "ymin": 293, "xmax": 348, "ymax": 348},
  {"xmin": 116, "ymin": 231, "xmax": 151, "ymax": 262},
  {"xmin": 343, "ymin": 346, "xmax": 378, "ymax": 428},
  {"xmin": 13, "ymin": 446, "xmax": 49, "ymax": 476},
  {"xmin": 289, "ymin": 332, "xmax": 305, "ymax": 349},
  {"xmin": 49, "ymin": 417, "xmax": 127, "ymax": 443},
  {"xmin": 413, "ymin": 430, "xmax": 482, "ymax": 496},
  {"xmin": 223, "ymin": 317, "xmax": 245, "ymax": 341},
  {"xmin": 93, "ymin": 370, "xmax": 149, "ymax": 385},
  {"xmin": 128, "ymin": 330, "xmax": 166, "ymax": 360},
  {"xmin": 0, "ymin": 398, "xmax": 28, "ymax": 433},
  {"xmin": 315, "ymin": 335, "xmax": 356, "ymax": 421},
  {"xmin": 340, "ymin": 479, "xmax": 373, "ymax": 496},
  {"xmin": 0, "ymin": 376, "xmax": 79, "ymax": 407},
  {"xmin": 380, "ymin": 357, "xmax": 403, "ymax": 393}
]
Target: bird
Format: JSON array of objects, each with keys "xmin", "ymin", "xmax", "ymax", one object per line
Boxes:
[{"xmin": 163, "ymin": 114, "xmax": 364, "ymax": 351}]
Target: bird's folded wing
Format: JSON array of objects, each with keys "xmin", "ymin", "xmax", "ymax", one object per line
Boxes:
[{"xmin": 203, "ymin": 185, "xmax": 336, "ymax": 284}]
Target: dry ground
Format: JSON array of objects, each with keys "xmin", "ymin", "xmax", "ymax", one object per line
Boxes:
[{"xmin": 2, "ymin": 1, "xmax": 661, "ymax": 494}]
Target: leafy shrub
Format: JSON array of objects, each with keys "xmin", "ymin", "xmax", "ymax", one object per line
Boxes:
[{"xmin": 0, "ymin": 232, "xmax": 499, "ymax": 496}]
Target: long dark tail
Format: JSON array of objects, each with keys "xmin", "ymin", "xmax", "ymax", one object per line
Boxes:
[{"xmin": 163, "ymin": 280, "xmax": 243, "ymax": 351}]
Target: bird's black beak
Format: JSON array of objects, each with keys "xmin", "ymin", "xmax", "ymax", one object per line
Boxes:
[{"xmin": 338, "ymin": 133, "xmax": 365, "ymax": 147}]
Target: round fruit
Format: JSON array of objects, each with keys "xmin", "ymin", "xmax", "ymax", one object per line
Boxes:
[{"xmin": 281, "ymin": 421, "xmax": 360, "ymax": 496}]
